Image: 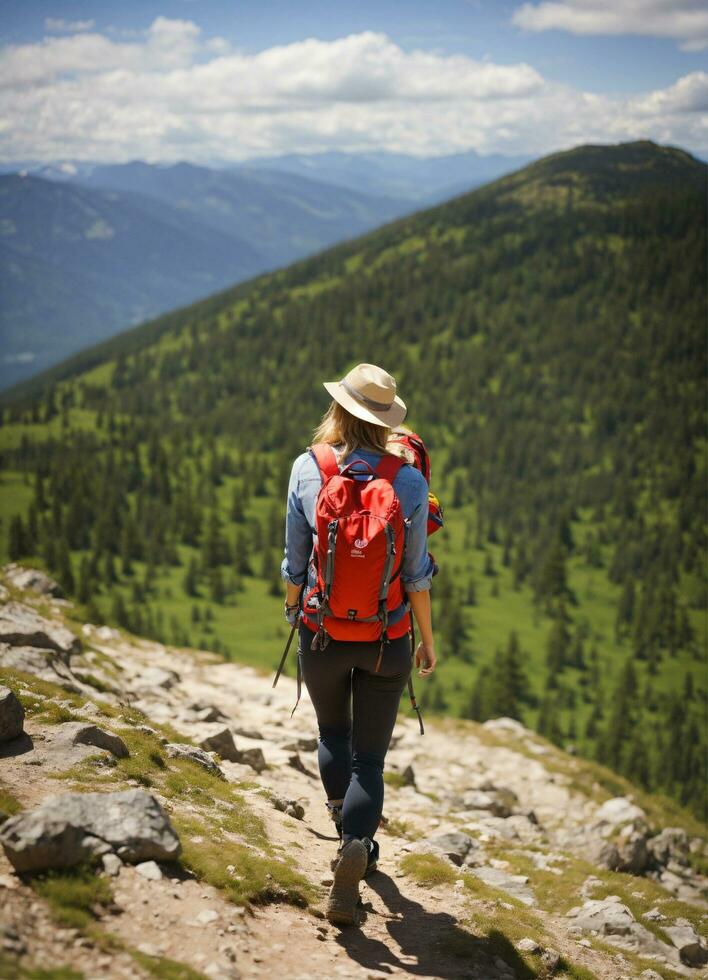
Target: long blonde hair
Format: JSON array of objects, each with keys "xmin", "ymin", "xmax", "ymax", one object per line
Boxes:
[{"xmin": 313, "ymin": 401, "xmax": 408, "ymax": 460}]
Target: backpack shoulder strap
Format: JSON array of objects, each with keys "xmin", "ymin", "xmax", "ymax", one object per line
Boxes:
[
  {"xmin": 310, "ymin": 443, "xmax": 340, "ymax": 481},
  {"xmin": 375, "ymin": 453, "xmax": 405, "ymax": 484}
]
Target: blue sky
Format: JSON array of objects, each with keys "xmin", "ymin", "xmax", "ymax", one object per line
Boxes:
[{"xmin": 1, "ymin": 1, "xmax": 706, "ymax": 164}]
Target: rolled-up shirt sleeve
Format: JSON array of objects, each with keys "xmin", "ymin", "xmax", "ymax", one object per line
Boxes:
[
  {"xmin": 280, "ymin": 455, "xmax": 313, "ymax": 586},
  {"xmin": 401, "ymin": 478, "xmax": 435, "ymax": 593}
]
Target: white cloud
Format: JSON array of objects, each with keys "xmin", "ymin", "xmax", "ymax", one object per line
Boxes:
[
  {"xmin": 44, "ymin": 18, "xmax": 96, "ymax": 33},
  {"xmin": 512, "ymin": 1, "xmax": 708, "ymax": 51},
  {"xmin": 0, "ymin": 19, "xmax": 705, "ymax": 164}
]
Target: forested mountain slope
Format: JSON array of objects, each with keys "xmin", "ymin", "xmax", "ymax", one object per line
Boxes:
[{"xmin": 0, "ymin": 140, "xmax": 705, "ymax": 820}]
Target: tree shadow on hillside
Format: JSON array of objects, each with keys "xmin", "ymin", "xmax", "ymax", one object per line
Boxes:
[{"xmin": 334, "ymin": 872, "xmax": 534, "ymax": 979}]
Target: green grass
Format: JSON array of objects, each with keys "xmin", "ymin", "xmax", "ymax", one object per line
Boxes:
[
  {"xmin": 130, "ymin": 952, "xmax": 207, "ymax": 980},
  {"xmin": 0, "ymin": 783, "xmax": 22, "ymax": 820},
  {"xmin": 399, "ymin": 852, "xmax": 458, "ymax": 888},
  {"xmin": 174, "ymin": 813, "xmax": 317, "ymax": 908},
  {"xmin": 30, "ymin": 865, "xmax": 114, "ymax": 930}
]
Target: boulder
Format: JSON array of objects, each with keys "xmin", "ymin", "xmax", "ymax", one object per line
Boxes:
[
  {"xmin": 424, "ymin": 831, "xmax": 477, "ymax": 866},
  {"xmin": 481, "ymin": 717, "xmax": 530, "ymax": 736},
  {"xmin": 566, "ymin": 897, "xmax": 635, "ymax": 936},
  {"xmin": 3, "ymin": 567, "xmax": 63, "ymax": 598},
  {"xmin": 0, "ymin": 789, "xmax": 181, "ymax": 872},
  {"xmin": 468, "ymin": 865, "xmax": 536, "ymax": 906},
  {"xmin": 281, "ymin": 735, "xmax": 316, "ymax": 751},
  {"xmin": 461, "ymin": 788, "xmax": 514, "ymax": 818},
  {"xmin": 51, "ymin": 722, "xmax": 129, "ymax": 759},
  {"xmin": 615, "ymin": 826, "xmax": 650, "ymax": 874},
  {"xmin": 647, "ymin": 827, "xmax": 690, "ymax": 868},
  {"xmin": 565, "ymin": 897, "xmax": 679, "ymax": 963},
  {"xmin": 0, "ymin": 687, "xmax": 24, "ymax": 742},
  {"xmin": 131, "ymin": 666, "xmax": 180, "ymax": 691},
  {"xmin": 517, "ymin": 937, "xmax": 540, "ymax": 954},
  {"xmin": 165, "ymin": 742, "xmax": 224, "ymax": 778},
  {"xmin": 663, "ymin": 918, "xmax": 708, "ymax": 967},
  {"xmin": 0, "ymin": 602, "xmax": 80, "ymax": 658},
  {"xmin": 192, "ymin": 706, "xmax": 225, "ymax": 723},
  {"xmin": 594, "ymin": 797, "xmax": 646, "ymax": 831},
  {"xmin": 135, "ymin": 860, "xmax": 163, "ymax": 881},
  {"xmin": 101, "ymin": 853, "xmax": 122, "ymax": 876},
  {"xmin": 233, "ymin": 747, "xmax": 267, "ymax": 773},
  {"xmin": 197, "ymin": 726, "xmax": 239, "ymax": 762},
  {"xmin": 0, "ymin": 645, "xmax": 78, "ymax": 688}
]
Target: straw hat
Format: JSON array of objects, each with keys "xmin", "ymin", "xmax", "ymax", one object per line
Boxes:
[{"xmin": 323, "ymin": 363, "xmax": 407, "ymax": 428}]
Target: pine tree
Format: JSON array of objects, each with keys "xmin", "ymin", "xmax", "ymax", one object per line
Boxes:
[
  {"xmin": 8, "ymin": 515, "xmax": 27, "ymax": 560},
  {"xmin": 183, "ymin": 556, "xmax": 199, "ymax": 596}
]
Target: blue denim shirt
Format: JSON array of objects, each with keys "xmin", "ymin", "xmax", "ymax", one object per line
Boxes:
[{"xmin": 281, "ymin": 447, "xmax": 434, "ymax": 625}]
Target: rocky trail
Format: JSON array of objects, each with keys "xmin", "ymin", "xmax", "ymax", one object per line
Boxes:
[{"xmin": 0, "ymin": 562, "xmax": 706, "ymax": 980}]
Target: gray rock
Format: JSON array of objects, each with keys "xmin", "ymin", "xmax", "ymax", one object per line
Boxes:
[
  {"xmin": 647, "ymin": 827, "xmax": 690, "ymax": 868},
  {"xmin": 101, "ymin": 853, "xmax": 122, "ymax": 876},
  {"xmin": 565, "ymin": 897, "xmax": 681, "ymax": 964},
  {"xmin": 461, "ymin": 788, "xmax": 514, "ymax": 818},
  {"xmin": 425, "ymin": 831, "xmax": 477, "ymax": 866},
  {"xmin": 282, "ymin": 735, "xmax": 316, "ymax": 751},
  {"xmin": 594, "ymin": 797, "xmax": 646, "ymax": 830},
  {"xmin": 0, "ymin": 602, "xmax": 80, "ymax": 658},
  {"xmin": 233, "ymin": 747, "xmax": 266, "ymax": 773},
  {"xmin": 517, "ymin": 937, "xmax": 540, "ymax": 953},
  {"xmin": 135, "ymin": 860, "xmax": 163, "ymax": 881},
  {"xmin": 165, "ymin": 742, "xmax": 224, "ymax": 778},
  {"xmin": 643, "ymin": 907, "xmax": 666, "ymax": 922},
  {"xmin": 0, "ymin": 789, "xmax": 181, "ymax": 872},
  {"xmin": 401, "ymin": 764, "xmax": 416, "ymax": 787},
  {"xmin": 664, "ymin": 918, "xmax": 708, "ymax": 967},
  {"xmin": 52, "ymin": 722, "xmax": 129, "ymax": 759},
  {"xmin": 566, "ymin": 897, "xmax": 635, "ymax": 936},
  {"xmin": 540, "ymin": 949, "xmax": 561, "ymax": 972},
  {"xmin": 481, "ymin": 717, "xmax": 530, "ymax": 736},
  {"xmin": 0, "ymin": 686, "xmax": 24, "ymax": 742},
  {"xmin": 615, "ymin": 827, "xmax": 650, "ymax": 874},
  {"xmin": 192, "ymin": 706, "xmax": 225, "ymax": 723},
  {"xmin": 4, "ymin": 567, "xmax": 63, "ymax": 598},
  {"xmin": 132, "ymin": 666, "xmax": 180, "ymax": 691},
  {"xmin": 0, "ymin": 645, "xmax": 79, "ymax": 691},
  {"xmin": 272, "ymin": 796, "xmax": 305, "ymax": 819},
  {"xmin": 468, "ymin": 866, "xmax": 536, "ymax": 906},
  {"xmin": 197, "ymin": 726, "xmax": 239, "ymax": 762}
]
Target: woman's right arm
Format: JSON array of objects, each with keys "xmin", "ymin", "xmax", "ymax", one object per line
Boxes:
[
  {"xmin": 408, "ymin": 589, "xmax": 437, "ymax": 677},
  {"xmin": 401, "ymin": 473, "xmax": 438, "ymax": 677}
]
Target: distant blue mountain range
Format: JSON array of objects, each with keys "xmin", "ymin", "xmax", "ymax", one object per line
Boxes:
[{"xmin": 0, "ymin": 150, "xmax": 527, "ymax": 389}]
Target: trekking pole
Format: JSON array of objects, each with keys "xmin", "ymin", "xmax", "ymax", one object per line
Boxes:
[
  {"xmin": 273, "ymin": 620, "xmax": 297, "ymax": 688},
  {"xmin": 409, "ymin": 620, "xmax": 425, "ymax": 736}
]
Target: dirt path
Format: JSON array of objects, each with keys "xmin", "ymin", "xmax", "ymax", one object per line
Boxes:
[{"xmin": 2, "ymin": 588, "xmax": 706, "ymax": 979}]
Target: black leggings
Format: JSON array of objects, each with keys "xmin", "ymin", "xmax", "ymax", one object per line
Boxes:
[{"xmin": 299, "ymin": 621, "xmax": 413, "ymax": 841}]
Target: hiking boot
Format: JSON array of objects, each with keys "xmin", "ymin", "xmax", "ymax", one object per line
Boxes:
[
  {"xmin": 330, "ymin": 836, "xmax": 379, "ymax": 877},
  {"xmin": 326, "ymin": 838, "xmax": 368, "ymax": 927}
]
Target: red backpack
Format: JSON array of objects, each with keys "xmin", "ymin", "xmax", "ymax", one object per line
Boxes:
[
  {"xmin": 302, "ymin": 444, "xmax": 409, "ymax": 666},
  {"xmin": 273, "ymin": 443, "xmax": 424, "ymax": 734}
]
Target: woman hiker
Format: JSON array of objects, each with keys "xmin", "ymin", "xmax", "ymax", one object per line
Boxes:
[{"xmin": 280, "ymin": 362, "xmax": 438, "ymax": 926}]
